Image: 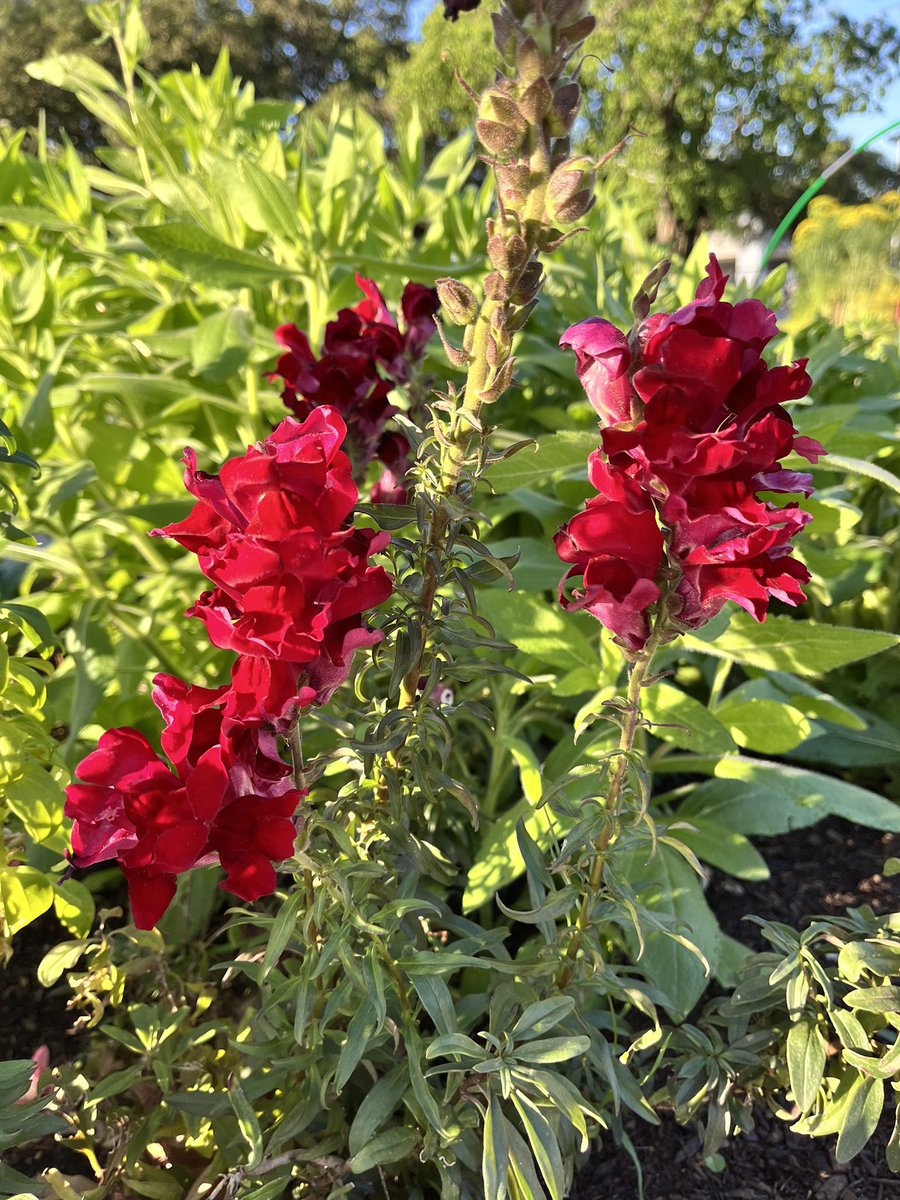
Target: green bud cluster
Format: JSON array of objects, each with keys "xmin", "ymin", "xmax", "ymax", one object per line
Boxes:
[{"xmin": 437, "ymin": 0, "xmax": 596, "ymax": 418}]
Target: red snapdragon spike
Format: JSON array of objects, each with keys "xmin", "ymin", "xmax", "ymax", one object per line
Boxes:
[{"xmin": 557, "ymin": 257, "xmax": 825, "ymax": 645}]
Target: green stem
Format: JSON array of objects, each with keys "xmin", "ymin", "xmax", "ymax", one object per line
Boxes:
[
  {"xmin": 556, "ymin": 635, "xmax": 661, "ymax": 989},
  {"xmin": 110, "ymin": 29, "xmax": 152, "ymax": 191}
]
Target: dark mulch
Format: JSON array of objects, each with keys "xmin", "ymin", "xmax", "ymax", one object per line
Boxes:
[{"xmin": 572, "ymin": 817, "xmax": 900, "ymax": 1200}]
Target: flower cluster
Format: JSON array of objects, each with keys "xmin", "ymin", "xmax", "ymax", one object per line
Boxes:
[
  {"xmin": 66, "ymin": 408, "xmax": 392, "ymax": 926},
  {"xmin": 153, "ymin": 407, "xmax": 392, "ymax": 727},
  {"xmin": 271, "ymin": 274, "xmax": 438, "ymax": 502},
  {"xmin": 556, "ymin": 257, "xmax": 824, "ymax": 650},
  {"xmin": 66, "ymin": 676, "xmax": 303, "ymax": 929}
]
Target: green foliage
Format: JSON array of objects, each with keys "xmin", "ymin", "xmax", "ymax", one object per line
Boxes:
[
  {"xmin": 0, "ymin": 9, "xmax": 898, "ymax": 1196},
  {"xmin": 668, "ymin": 899, "xmax": 900, "ymax": 1170},
  {"xmin": 791, "ymin": 192, "xmax": 900, "ymax": 333},
  {"xmin": 0, "ymin": 0, "xmax": 410, "ymax": 150},
  {"xmin": 390, "ymin": 1, "xmax": 900, "ymax": 243}
]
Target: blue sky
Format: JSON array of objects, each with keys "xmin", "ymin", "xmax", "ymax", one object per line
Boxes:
[{"xmin": 407, "ymin": 0, "xmax": 900, "ymax": 163}]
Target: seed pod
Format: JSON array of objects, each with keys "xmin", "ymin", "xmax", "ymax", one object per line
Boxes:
[
  {"xmin": 436, "ymin": 277, "xmax": 479, "ymax": 325},
  {"xmin": 551, "ymin": 188, "xmax": 595, "ymax": 224},
  {"xmin": 478, "ymin": 87, "xmax": 526, "ymax": 132},
  {"xmin": 558, "ymin": 14, "xmax": 596, "ymax": 51},
  {"xmin": 518, "ymin": 77, "xmax": 553, "ymax": 125},
  {"xmin": 551, "ymin": 81, "xmax": 581, "ymax": 136},
  {"xmin": 511, "ymin": 261, "xmax": 543, "ymax": 305},
  {"xmin": 516, "ymin": 36, "xmax": 545, "ymax": 87},
  {"xmin": 487, "ymin": 235, "xmax": 510, "ymax": 272},
  {"xmin": 484, "ymin": 271, "xmax": 509, "ymax": 301},
  {"xmin": 476, "ymin": 118, "xmax": 523, "ymax": 157}
]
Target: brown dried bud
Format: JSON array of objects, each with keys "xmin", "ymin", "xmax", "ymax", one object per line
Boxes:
[
  {"xmin": 487, "ymin": 235, "xmax": 510, "ymax": 273},
  {"xmin": 476, "ymin": 119, "xmax": 523, "ymax": 158},
  {"xmin": 484, "ymin": 272, "xmax": 509, "ymax": 301},
  {"xmin": 518, "ymin": 77, "xmax": 553, "ymax": 125},
  {"xmin": 436, "ymin": 277, "xmax": 479, "ymax": 325},
  {"xmin": 551, "ymin": 82, "xmax": 581, "ymax": 136},
  {"xmin": 558, "ymin": 15, "xmax": 596, "ymax": 51},
  {"xmin": 512, "ymin": 262, "xmax": 543, "ymax": 305}
]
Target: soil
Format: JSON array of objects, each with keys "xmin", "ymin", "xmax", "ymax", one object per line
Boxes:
[{"xmin": 572, "ymin": 818, "xmax": 900, "ymax": 1200}]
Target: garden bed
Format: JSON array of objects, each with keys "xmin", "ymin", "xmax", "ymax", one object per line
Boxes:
[{"xmin": 573, "ymin": 817, "xmax": 899, "ymax": 1200}]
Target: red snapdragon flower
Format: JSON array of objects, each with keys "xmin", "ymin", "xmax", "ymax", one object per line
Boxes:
[
  {"xmin": 556, "ymin": 257, "xmax": 825, "ymax": 646},
  {"xmin": 153, "ymin": 408, "xmax": 392, "ymax": 726},
  {"xmin": 65, "ymin": 678, "xmax": 303, "ymax": 928},
  {"xmin": 270, "ymin": 274, "xmax": 438, "ymax": 495}
]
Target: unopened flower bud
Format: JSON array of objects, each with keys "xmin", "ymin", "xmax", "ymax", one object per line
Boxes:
[
  {"xmin": 484, "ymin": 271, "xmax": 509, "ymax": 301},
  {"xmin": 478, "ymin": 87, "xmax": 526, "ymax": 132},
  {"xmin": 516, "ymin": 36, "xmax": 546, "ymax": 86},
  {"xmin": 551, "ymin": 188, "xmax": 595, "ymax": 224},
  {"xmin": 507, "ymin": 298, "xmax": 538, "ymax": 331},
  {"xmin": 476, "ymin": 118, "xmax": 523, "ymax": 158},
  {"xmin": 558, "ymin": 14, "xmax": 596, "ymax": 51},
  {"xmin": 547, "ymin": 157, "xmax": 595, "ymax": 223},
  {"xmin": 550, "ymin": 82, "xmax": 581, "ymax": 136},
  {"xmin": 436, "ymin": 277, "xmax": 479, "ymax": 325},
  {"xmin": 491, "ymin": 11, "xmax": 517, "ymax": 61},
  {"xmin": 518, "ymin": 76, "xmax": 553, "ymax": 124}
]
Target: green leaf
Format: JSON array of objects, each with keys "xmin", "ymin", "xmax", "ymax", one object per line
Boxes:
[
  {"xmin": 463, "ymin": 799, "xmax": 557, "ymax": 913},
  {"xmin": 843, "ymin": 985, "xmax": 900, "ymax": 1013},
  {"xmin": 20, "ymin": 339, "xmax": 71, "ymax": 455},
  {"xmin": 617, "ymin": 844, "xmax": 721, "ymax": 1019},
  {"xmin": 681, "ymin": 757, "xmax": 900, "ymax": 837},
  {"xmin": 228, "ymin": 1081, "xmax": 263, "ymax": 1170},
  {"xmin": 37, "ymin": 940, "xmax": 87, "ymax": 987},
  {"xmin": 513, "ymin": 1036, "xmax": 590, "ymax": 1064},
  {"xmin": 487, "ymin": 431, "xmax": 599, "ymax": 492},
  {"xmin": 476, "ymin": 590, "xmax": 596, "ymax": 673},
  {"xmin": 682, "ymin": 613, "xmax": 898, "ymax": 676},
  {"xmin": 834, "ymin": 1074, "xmax": 884, "ymax": 1164},
  {"xmin": 134, "ymin": 223, "xmax": 293, "ymax": 288},
  {"xmin": 347, "ymin": 1067, "xmax": 409, "ymax": 1158},
  {"xmin": 349, "ymin": 1126, "xmax": 417, "ymax": 1175},
  {"xmin": 190, "ymin": 308, "xmax": 252, "ymax": 382},
  {"xmin": 714, "ymin": 695, "xmax": 811, "ymax": 754},
  {"xmin": 259, "ymin": 888, "xmax": 305, "ymax": 981},
  {"xmin": 53, "ymin": 879, "xmax": 95, "ymax": 938},
  {"xmin": 511, "ymin": 997, "xmax": 576, "ymax": 1041},
  {"xmin": 786, "ymin": 1019, "xmax": 826, "ymax": 1112},
  {"xmin": 26, "ymin": 53, "xmax": 120, "ymax": 93},
  {"xmin": 510, "ymin": 1092, "xmax": 565, "ymax": 1200},
  {"xmin": 483, "ymin": 1092, "xmax": 509, "ymax": 1200},
  {"xmin": 0, "ymin": 866, "xmax": 54, "ymax": 935},
  {"xmin": 642, "ymin": 683, "xmax": 736, "ymax": 755},
  {"xmin": 674, "ymin": 818, "xmax": 769, "ymax": 881},
  {"xmin": 335, "ymin": 998, "xmax": 377, "ymax": 1091}
]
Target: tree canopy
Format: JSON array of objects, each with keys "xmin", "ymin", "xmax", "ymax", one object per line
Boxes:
[
  {"xmin": 388, "ymin": 0, "xmax": 900, "ymax": 248},
  {"xmin": 0, "ymin": 0, "xmax": 410, "ymax": 147}
]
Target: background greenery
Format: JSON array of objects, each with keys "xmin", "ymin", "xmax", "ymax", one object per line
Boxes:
[{"xmin": 0, "ymin": 3, "xmax": 898, "ymax": 1196}]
